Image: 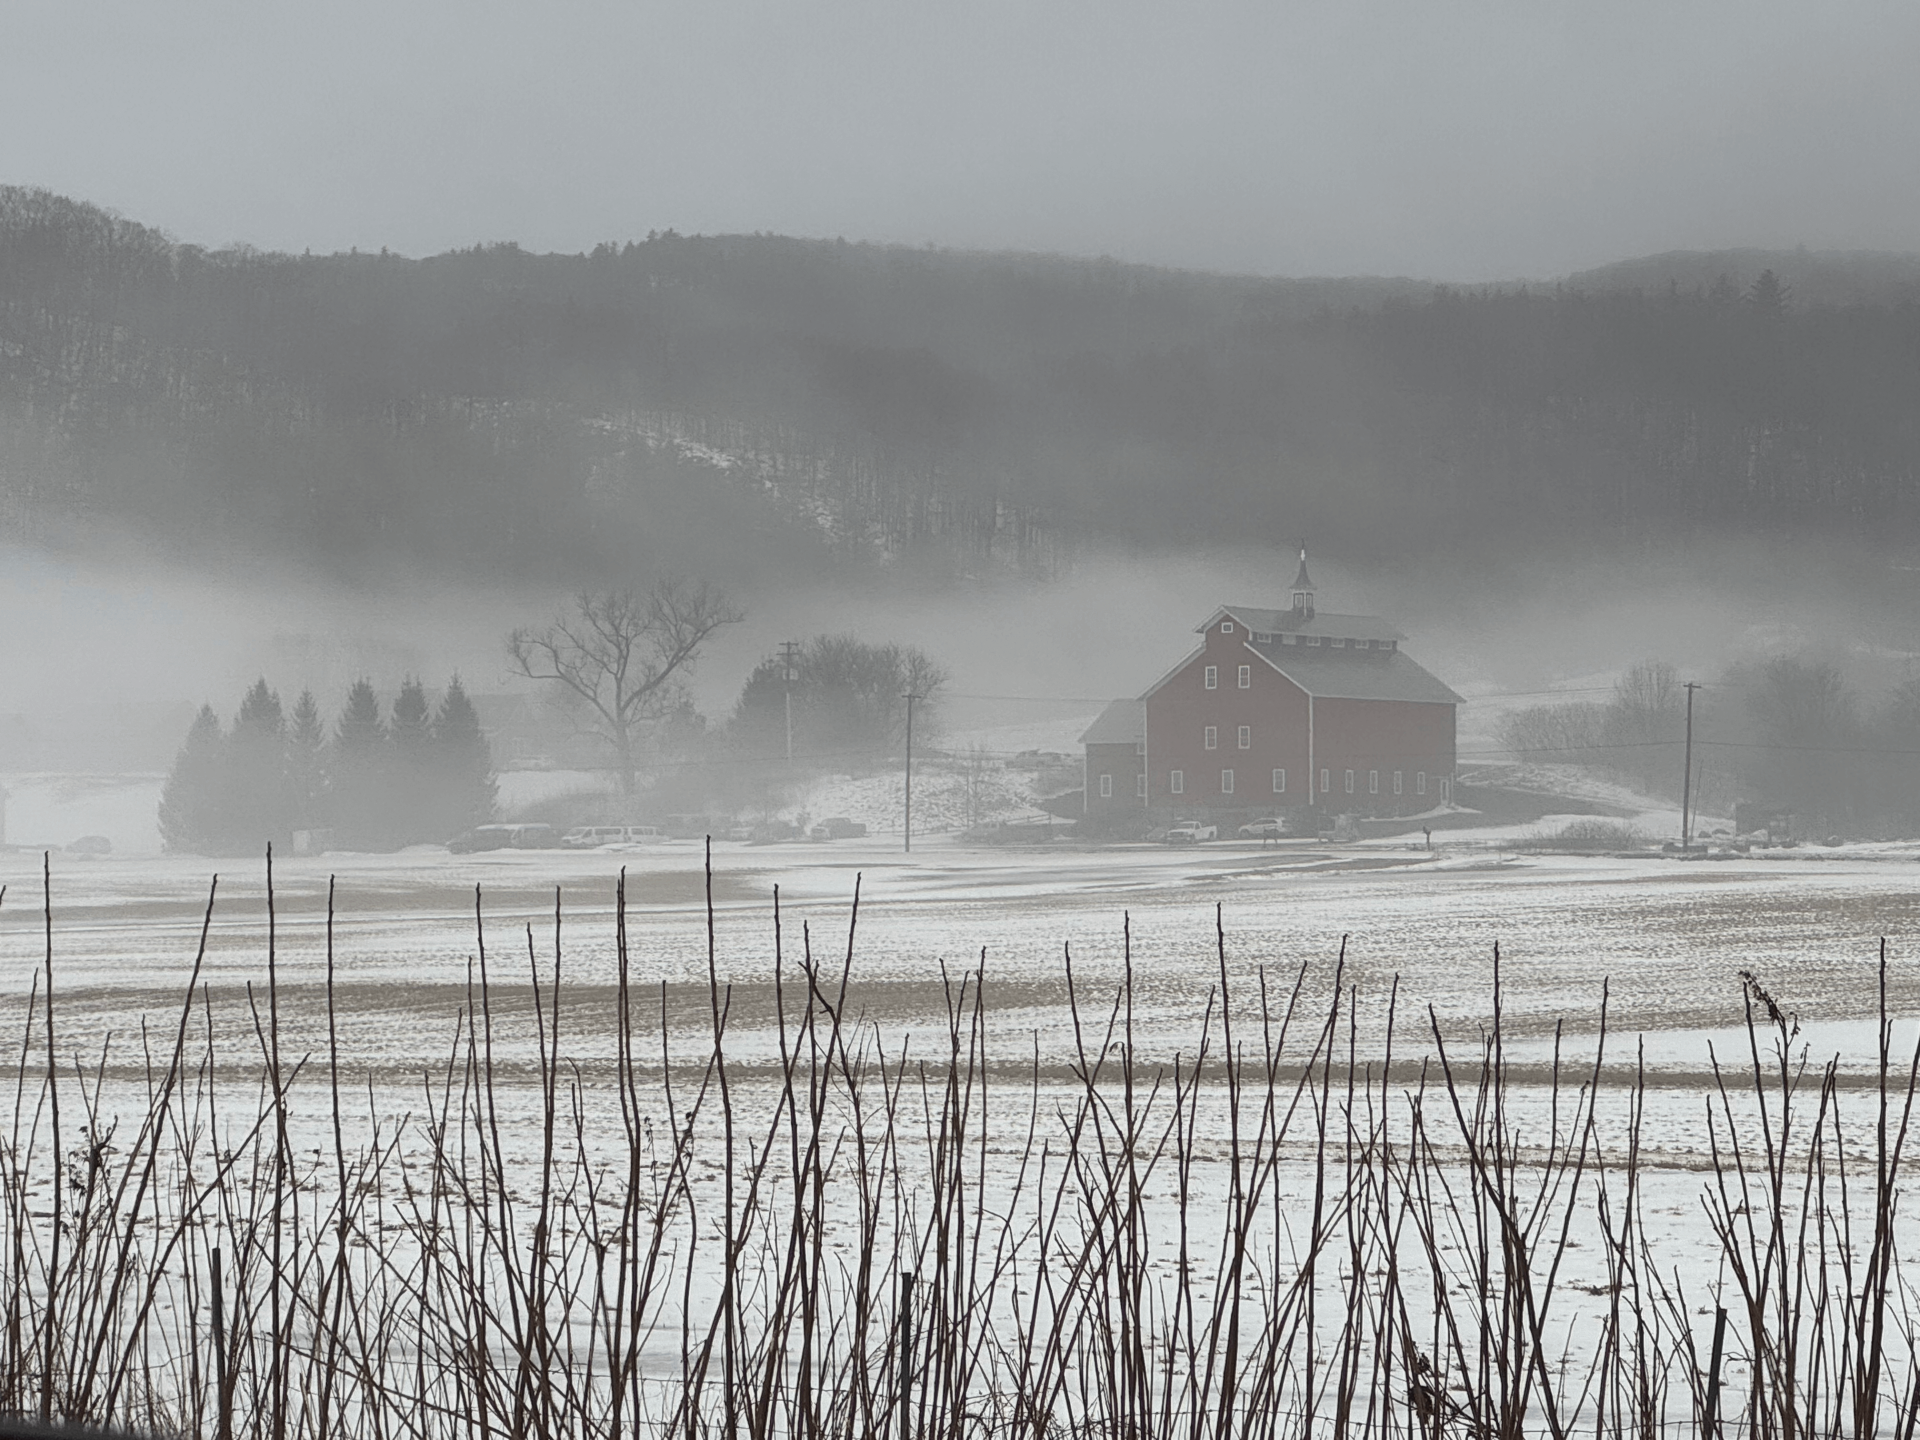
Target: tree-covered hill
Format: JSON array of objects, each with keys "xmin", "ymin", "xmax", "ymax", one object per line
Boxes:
[{"xmin": 4, "ymin": 185, "xmax": 1919, "ymax": 583}]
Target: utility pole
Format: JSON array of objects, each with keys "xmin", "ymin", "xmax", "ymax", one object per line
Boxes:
[
  {"xmin": 778, "ymin": 640, "xmax": 800, "ymax": 763},
  {"xmin": 903, "ymin": 691, "xmax": 925, "ymax": 853},
  {"xmin": 1682, "ymin": 681, "xmax": 1701, "ymax": 851}
]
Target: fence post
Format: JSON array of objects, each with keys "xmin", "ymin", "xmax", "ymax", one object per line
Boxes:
[
  {"xmin": 898, "ymin": 1271, "xmax": 916, "ymax": 1440},
  {"xmin": 1704, "ymin": 1305, "xmax": 1728, "ymax": 1440}
]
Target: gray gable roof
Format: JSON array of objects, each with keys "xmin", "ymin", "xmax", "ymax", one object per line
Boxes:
[
  {"xmin": 1249, "ymin": 645, "xmax": 1463, "ymax": 705},
  {"xmin": 1080, "ymin": 698, "xmax": 1145, "ymax": 745},
  {"xmin": 1204, "ymin": 606, "xmax": 1406, "ymax": 643}
]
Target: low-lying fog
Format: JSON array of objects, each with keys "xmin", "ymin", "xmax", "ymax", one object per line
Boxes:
[{"xmin": 3, "ymin": 533, "xmax": 1916, "ymax": 849}]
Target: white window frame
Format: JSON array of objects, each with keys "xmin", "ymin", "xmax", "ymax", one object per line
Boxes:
[
  {"xmin": 1221, "ymin": 620, "xmax": 1234, "ymax": 633},
  {"xmin": 1237, "ymin": 725, "xmax": 1251, "ymax": 750},
  {"xmin": 1237, "ymin": 665, "xmax": 1251, "ymax": 689},
  {"xmin": 1320, "ymin": 768, "xmax": 1330, "ymax": 794},
  {"xmin": 1204, "ymin": 665, "xmax": 1218, "ymax": 690},
  {"xmin": 1272, "ymin": 767, "xmax": 1286, "ymax": 794},
  {"xmin": 1221, "ymin": 769, "xmax": 1235, "ymax": 795},
  {"xmin": 1204, "ymin": 726, "xmax": 1218, "ymax": 750},
  {"xmin": 1442, "ymin": 777, "xmax": 1451, "ymax": 803},
  {"xmin": 1369, "ymin": 770, "xmax": 1379, "ymax": 794},
  {"xmin": 1416, "ymin": 772, "xmax": 1427, "ymax": 796},
  {"xmin": 1345, "ymin": 769, "xmax": 1355, "ymax": 795},
  {"xmin": 1171, "ymin": 770, "xmax": 1185, "ymax": 795},
  {"xmin": 1099, "ymin": 774, "xmax": 1113, "ymax": 798},
  {"xmin": 1136, "ymin": 773, "xmax": 1147, "ymax": 798},
  {"xmin": 1393, "ymin": 771, "xmax": 1403, "ymax": 795}
]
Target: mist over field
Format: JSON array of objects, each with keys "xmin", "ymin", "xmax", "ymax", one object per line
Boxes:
[{"xmin": 12, "ymin": 5, "xmax": 1920, "ymax": 1434}]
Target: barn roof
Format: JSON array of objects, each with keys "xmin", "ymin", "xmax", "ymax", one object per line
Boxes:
[
  {"xmin": 1202, "ymin": 606, "xmax": 1406, "ymax": 643},
  {"xmin": 1080, "ymin": 698, "xmax": 1145, "ymax": 746},
  {"xmin": 1250, "ymin": 645, "xmax": 1464, "ymax": 705}
]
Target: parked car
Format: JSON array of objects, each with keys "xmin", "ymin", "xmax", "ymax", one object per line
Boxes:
[
  {"xmin": 1237, "ymin": 817, "xmax": 1289, "ymax": 840},
  {"xmin": 561, "ymin": 825, "xmax": 664, "ymax": 848},
  {"xmin": 448, "ymin": 823, "xmax": 559, "ymax": 853},
  {"xmin": 1164, "ymin": 820, "xmax": 1218, "ymax": 844},
  {"xmin": 749, "ymin": 820, "xmax": 802, "ymax": 843},
  {"xmin": 809, "ymin": 817, "xmax": 868, "ymax": 841}
]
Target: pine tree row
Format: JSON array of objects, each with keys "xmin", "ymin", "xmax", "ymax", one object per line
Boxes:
[{"xmin": 159, "ymin": 676, "xmax": 496, "ymax": 855}]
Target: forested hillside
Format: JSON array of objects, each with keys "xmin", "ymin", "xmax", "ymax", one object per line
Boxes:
[{"xmin": 4, "ymin": 185, "xmax": 1919, "ymax": 583}]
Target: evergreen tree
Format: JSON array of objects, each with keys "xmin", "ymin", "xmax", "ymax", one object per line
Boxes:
[
  {"xmin": 228, "ymin": 679, "xmax": 290, "ymax": 854},
  {"xmin": 389, "ymin": 676, "xmax": 435, "ymax": 845},
  {"xmin": 1747, "ymin": 268, "xmax": 1791, "ymax": 317},
  {"xmin": 287, "ymin": 689, "xmax": 327, "ymax": 832},
  {"xmin": 158, "ymin": 705, "xmax": 227, "ymax": 854},
  {"xmin": 332, "ymin": 679, "xmax": 391, "ymax": 849},
  {"xmin": 432, "ymin": 676, "xmax": 497, "ymax": 837}
]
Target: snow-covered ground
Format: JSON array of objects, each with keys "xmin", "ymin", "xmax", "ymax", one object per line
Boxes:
[
  {"xmin": 3, "ymin": 836, "xmax": 1918, "ymax": 1086},
  {"xmin": 2, "ymin": 829, "xmax": 1915, "ymax": 1399}
]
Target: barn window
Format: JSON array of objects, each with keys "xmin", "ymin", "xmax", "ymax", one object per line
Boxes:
[
  {"xmin": 1416, "ymin": 772, "xmax": 1427, "ymax": 795},
  {"xmin": 1345, "ymin": 770, "xmax": 1355, "ymax": 794},
  {"xmin": 1441, "ymin": 778, "xmax": 1451, "ymax": 803},
  {"xmin": 1238, "ymin": 665, "xmax": 1251, "ymax": 688},
  {"xmin": 1238, "ymin": 725, "xmax": 1250, "ymax": 749},
  {"xmin": 1204, "ymin": 726, "xmax": 1218, "ymax": 750},
  {"xmin": 1136, "ymin": 774, "xmax": 1147, "ymax": 798},
  {"xmin": 1221, "ymin": 620, "xmax": 1234, "ymax": 633},
  {"xmin": 1272, "ymin": 768, "xmax": 1286, "ymax": 794},
  {"xmin": 1099, "ymin": 774, "xmax": 1113, "ymax": 798},
  {"xmin": 1393, "ymin": 771, "xmax": 1403, "ymax": 795},
  {"xmin": 1369, "ymin": 770, "xmax": 1379, "ymax": 794},
  {"xmin": 1204, "ymin": 666, "xmax": 1218, "ymax": 690},
  {"xmin": 1171, "ymin": 770, "xmax": 1184, "ymax": 795},
  {"xmin": 1254, "ymin": 632, "xmax": 1273, "ymax": 643},
  {"xmin": 1320, "ymin": 768, "xmax": 1330, "ymax": 794},
  {"xmin": 1221, "ymin": 769, "xmax": 1235, "ymax": 795}
]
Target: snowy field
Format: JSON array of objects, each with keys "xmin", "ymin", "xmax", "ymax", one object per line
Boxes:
[
  {"xmin": 1, "ymin": 832, "xmax": 1914, "ymax": 1404},
  {"xmin": 1, "ymin": 835, "xmax": 1914, "ymax": 1087}
]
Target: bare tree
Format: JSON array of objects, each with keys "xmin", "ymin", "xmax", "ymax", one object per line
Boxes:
[{"xmin": 508, "ymin": 582, "xmax": 744, "ymax": 794}]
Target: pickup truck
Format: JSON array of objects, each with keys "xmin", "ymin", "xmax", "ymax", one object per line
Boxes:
[{"xmin": 1164, "ymin": 820, "xmax": 1218, "ymax": 844}]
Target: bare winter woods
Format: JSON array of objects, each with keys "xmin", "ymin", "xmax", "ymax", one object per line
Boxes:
[
  {"xmin": 7, "ymin": 187, "xmax": 1920, "ymax": 588},
  {"xmin": 1502, "ymin": 655, "xmax": 1920, "ymax": 835}
]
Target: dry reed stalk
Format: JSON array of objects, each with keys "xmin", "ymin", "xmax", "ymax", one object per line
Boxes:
[{"xmin": 0, "ymin": 853, "xmax": 1911, "ymax": 1438}]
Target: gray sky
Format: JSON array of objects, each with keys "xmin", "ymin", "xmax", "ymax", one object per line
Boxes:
[{"xmin": 8, "ymin": 0, "xmax": 1919, "ymax": 279}]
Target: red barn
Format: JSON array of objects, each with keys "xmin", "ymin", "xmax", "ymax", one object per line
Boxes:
[{"xmin": 1082, "ymin": 554, "xmax": 1460, "ymax": 821}]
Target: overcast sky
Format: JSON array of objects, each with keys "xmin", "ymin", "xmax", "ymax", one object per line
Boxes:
[{"xmin": 8, "ymin": 0, "xmax": 1918, "ymax": 280}]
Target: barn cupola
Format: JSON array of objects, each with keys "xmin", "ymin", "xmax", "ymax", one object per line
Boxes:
[{"xmin": 1290, "ymin": 545, "xmax": 1316, "ymax": 620}]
